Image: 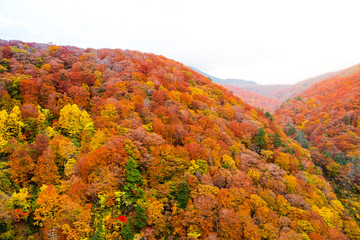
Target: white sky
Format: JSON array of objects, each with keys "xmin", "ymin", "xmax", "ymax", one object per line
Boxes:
[{"xmin": 1, "ymin": 0, "xmax": 360, "ymax": 84}]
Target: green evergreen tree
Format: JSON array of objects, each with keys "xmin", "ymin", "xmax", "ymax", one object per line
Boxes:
[
  {"xmin": 285, "ymin": 122, "xmax": 296, "ymax": 136},
  {"xmin": 173, "ymin": 181, "xmax": 190, "ymax": 209},
  {"xmin": 342, "ymin": 114, "xmax": 351, "ymax": 125},
  {"xmin": 133, "ymin": 204, "xmax": 148, "ymax": 231},
  {"xmin": 121, "ymin": 157, "xmax": 147, "ymax": 240},
  {"xmin": 294, "ymin": 130, "xmax": 304, "ymax": 145},
  {"xmin": 121, "ymin": 222, "xmax": 134, "ymax": 240},
  {"xmin": 121, "ymin": 205, "xmax": 148, "ymax": 240},
  {"xmin": 334, "ymin": 152, "xmax": 347, "ymax": 165},
  {"xmin": 254, "ymin": 127, "xmax": 267, "ymax": 153},
  {"xmin": 265, "ymin": 112, "xmax": 273, "ymax": 121},
  {"xmin": 123, "ymin": 157, "xmax": 144, "ymax": 202},
  {"xmin": 9, "ymin": 77, "xmax": 21, "ymax": 100},
  {"xmin": 294, "ymin": 130, "xmax": 310, "ymax": 149},
  {"xmin": 273, "ymin": 132, "xmax": 283, "ymax": 148}
]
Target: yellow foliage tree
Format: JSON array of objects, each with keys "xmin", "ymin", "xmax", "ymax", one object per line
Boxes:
[
  {"xmin": 260, "ymin": 150, "xmax": 273, "ymax": 162},
  {"xmin": 100, "ymin": 103, "xmax": 118, "ymax": 120},
  {"xmin": 274, "ymin": 152, "xmax": 290, "ymax": 172},
  {"xmin": 222, "ymin": 154, "xmax": 235, "ymax": 169},
  {"xmin": 311, "ymin": 205, "xmax": 340, "ymax": 229},
  {"xmin": 248, "ymin": 169, "xmax": 262, "ymax": 184},
  {"xmin": 9, "ymin": 188, "xmax": 31, "ymax": 212},
  {"xmin": 8, "ymin": 188, "xmax": 31, "ymax": 222},
  {"xmin": 250, "ymin": 194, "xmax": 267, "ymax": 211},
  {"xmin": 58, "ymin": 104, "xmax": 94, "ymax": 138},
  {"xmin": 0, "ymin": 106, "xmax": 24, "ymax": 152},
  {"xmin": 284, "ymin": 175, "xmax": 298, "ymax": 193},
  {"xmin": 147, "ymin": 199, "xmax": 166, "ymax": 233},
  {"xmin": 276, "ymin": 195, "xmax": 291, "ymax": 216}
]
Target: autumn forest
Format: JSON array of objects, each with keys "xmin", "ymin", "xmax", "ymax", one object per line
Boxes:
[{"xmin": 1, "ymin": 39, "xmax": 360, "ymax": 240}]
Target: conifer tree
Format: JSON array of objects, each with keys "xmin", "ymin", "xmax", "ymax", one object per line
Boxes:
[
  {"xmin": 173, "ymin": 181, "xmax": 190, "ymax": 209},
  {"xmin": 123, "ymin": 157, "xmax": 144, "ymax": 202},
  {"xmin": 133, "ymin": 204, "xmax": 148, "ymax": 231},
  {"xmin": 273, "ymin": 132, "xmax": 283, "ymax": 148},
  {"xmin": 121, "ymin": 157, "xmax": 148, "ymax": 239},
  {"xmin": 254, "ymin": 127, "xmax": 267, "ymax": 153}
]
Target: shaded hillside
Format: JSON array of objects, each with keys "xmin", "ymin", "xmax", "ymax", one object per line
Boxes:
[
  {"xmin": 275, "ymin": 67, "xmax": 360, "ymax": 228},
  {"xmin": 0, "ymin": 39, "xmax": 359, "ymax": 239}
]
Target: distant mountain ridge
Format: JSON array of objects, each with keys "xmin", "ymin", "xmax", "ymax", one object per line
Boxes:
[
  {"xmin": 189, "ymin": 66, "xmax": 257, "ymax": 85},
  {"xmin": 190, "ymin": 66, "xmax": 344, "ymax": 111}
]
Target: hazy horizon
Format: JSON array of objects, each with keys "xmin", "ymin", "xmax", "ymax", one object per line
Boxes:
[{"xmin": 1, "ymin": 0, "xmax": 360, "ymax": 85}]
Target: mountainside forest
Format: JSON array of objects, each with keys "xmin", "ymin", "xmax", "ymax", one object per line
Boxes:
[
  {"xmin": 0, "ymin": 40, "xmax": 359, "ymax": 240},
  {"xmin": 275, "ymin": 67, "xmax": 360, "ymax": 234}
]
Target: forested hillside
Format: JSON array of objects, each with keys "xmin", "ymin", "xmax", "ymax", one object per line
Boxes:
[
  {"xmin": 276, "ymin": 67, "xmax": 360, "ymax": 235},
  {"xmin": 0, "ymin": 40, "xmax": 359, "ymax": 239}
]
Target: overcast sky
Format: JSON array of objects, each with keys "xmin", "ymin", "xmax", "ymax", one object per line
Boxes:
[{"xmin": 1, "ymin": 0, "xmax": 360, "ymax": 84}]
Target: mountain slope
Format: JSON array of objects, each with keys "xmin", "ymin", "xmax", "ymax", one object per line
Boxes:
[
  {"xmin": 275, "ymin": 67, "xmax": 360, "ymax": 230},
  {"xmin": 0, "ymin": 40, "xmax": 359, "ymax": 239}
]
